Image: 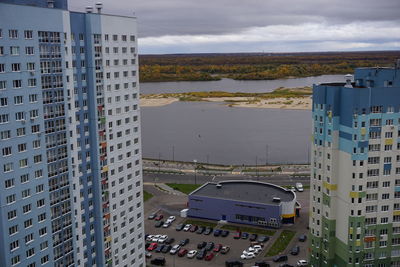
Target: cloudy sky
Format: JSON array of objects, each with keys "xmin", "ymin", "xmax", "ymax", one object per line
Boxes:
[{"xmin": 69, "ymin": 0, "xmax": 400, "ymax": 54}]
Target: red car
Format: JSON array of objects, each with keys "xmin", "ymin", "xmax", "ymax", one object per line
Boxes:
[
  {"xmin": 147, "ymin": 242, "xmax": 157, "ymax": 251},
  {"xmin": 233, "ymin": 231, "xmax": 241, "ymax": 239},
  {"xmin": 213, "ymin": 244, "xmax": 222, "ymax": 252},
  {"xmin": 177, "ymin": 248, "xmax": 188, "ymax": 257},
  {"xmin": 189, "ymin": 225, "xmax": 198, "ymax": 232},
  {"xmin": 205, "ymin": 252, "xmax": 214, "ymax": 261},
  {"xmin": 155, "ymin": 214, "xmax": 163, "ymax": 221}
]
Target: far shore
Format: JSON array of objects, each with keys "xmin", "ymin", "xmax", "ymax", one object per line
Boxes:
[{"xmin": 140, "ymin": 96, "xmax": 311, "ymax": 110}]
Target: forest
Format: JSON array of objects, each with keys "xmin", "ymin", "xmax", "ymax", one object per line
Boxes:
[{"xmin": 139, "ymin": 51, "xmax": 400, "ymax": 82}]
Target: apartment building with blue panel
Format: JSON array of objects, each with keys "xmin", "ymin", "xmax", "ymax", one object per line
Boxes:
[
  {"xmin": 309, "ymin": 65, "xmax": 400, "ymax": 267},
  {"xmin": 0, "ymin": 1, "xmax": 145, "ymax": 267}
]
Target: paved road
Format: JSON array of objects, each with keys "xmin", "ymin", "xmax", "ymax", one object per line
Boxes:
[{"xmin": 144, "ymin": 172, "xmax": 310, "ymax": 186}]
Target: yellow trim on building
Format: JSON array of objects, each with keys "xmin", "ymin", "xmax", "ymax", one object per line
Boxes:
[
  {"xmin": 355, "ymin": 240, "xmax": 361, "ymax": 246},
  {"xmin": 349, "ymin": 227, "xmax": 353, "ymax": 234},
  {"xmin": 360, "ymin": 128, "xmax": 366, "ymax": 136},
  {"xmin": 323, "ymin": 182, "xmax": 337, "ymax": 191},
  {"xmin": 105, "ymin": 236, "xmax": 112, "ymax": 242},
  {"xmin": 394, "ymin": 211, "xmax": 400, "ymax": 216},
  {"xmin": 282, "ymin": 213, "xmax": 296, "ymax": 219},
  {"xmin": 385, "ymin": 139, "xmax": 393, "ymax": 145},
  {"xmin": 102, "ymin": 166, "xmax": 109, "ymax": 172},
  {"xmin": 349, "ymin": 191, "xmax": 359, "ymax": 198}
]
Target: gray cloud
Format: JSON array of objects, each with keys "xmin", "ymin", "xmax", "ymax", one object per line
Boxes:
[{"xmin": 69, "ymin": 0, "xmax": 400, "ymax": 37}]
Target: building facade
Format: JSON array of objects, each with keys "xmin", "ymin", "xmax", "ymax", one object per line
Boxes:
[
  {"xmin": 188, "ymin": 180, "xmax": 297, "ymax": 228},
  {"xmin": 0, "ymin": 1, "xmax": 145, "ymax": 267},
  {"xmin": 309, "ymin": 66, "xmax": 400, "ymax": 267}
]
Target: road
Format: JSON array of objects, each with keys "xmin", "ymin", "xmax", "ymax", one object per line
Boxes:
[{"xmin": 143, "ymin": 172, "xmax": 310, "ymax": 186}]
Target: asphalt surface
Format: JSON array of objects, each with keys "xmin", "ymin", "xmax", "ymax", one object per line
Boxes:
[{"xmin": 143, "ymin": 173, "xmax": 310, "ymax": 187}]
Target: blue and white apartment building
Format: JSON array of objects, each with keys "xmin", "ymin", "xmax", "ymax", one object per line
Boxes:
[{"xmin": 0, "ymin": 1, "xmax": 145, "ymax": 266}]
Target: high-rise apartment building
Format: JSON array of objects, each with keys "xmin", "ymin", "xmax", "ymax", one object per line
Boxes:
[
  {"xmin": 0, "ymin": 1, "xmax": 145, "ymax": 266},
  {"xmin": 309, "ymin": 65, "xmax": 400, "ymax": 267}
]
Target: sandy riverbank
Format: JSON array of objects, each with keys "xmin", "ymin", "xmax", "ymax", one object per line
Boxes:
[{"xmin": 141, "ymin": 96, "xmax": 312, "ymax": 110}]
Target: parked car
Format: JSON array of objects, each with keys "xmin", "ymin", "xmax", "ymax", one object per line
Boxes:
[
  {"xmin": 241, "ymin": 232, "xmax": 249, "ymax": 239},
  {"xmin": 155, "ymin": 214, "xmax": 164, "ymax": 221},
  {"xmin": 273, "ymin": 255, "xmax": 288, "ymax": 262},
  {"xmin": 225, "ymin": 260, "xmax": 244, "ymax": 267},
  {"xmin": 221, "ymin": 246, "xmax": 230, "ymax": 254},
  {"xmin": 197, "ymin": 241, "xmax": 207, "ymax": 249},
  {"xmin": 166, "ymin": 215, "xmax": 176, "ymax": 223},
  {"xmin": 187, "ymin": 249, "xmax": 197, "ymax": 258},
  {"xmin": 169, "ymin": 244, "xmax": 181, "ymax": 255},
  {"xmin": 290, "ymin": 245, "xmax": 300, "ymax": 255},
  {"xmin": 249, "ymin": 233, "xmax": 258, "ymax": 241},
  {"xmin": 145, "ymin": 251, "xmax": 152, "ymax": 258},
  {"xmin": 148, "ymin": 213, "xmax": 157, "ymax": 220},
  {"xmin": 257, "ymin": 235, "xmax": 270, "ymax": 243},
  {"xmin": 189, "ymin": 225, "xmax": 198, "ymax": 232},
  {"xmin": 205, "ymin": 242, "xmax": 215, "ymax": 251},
  {"xmin": 298, "ymin": 234, "xmax": 307, "ymax": 242},
  {"xmin": 147, "ymin": 243, "xmax": 158, "ymax": 251},
  {"xmin": 241, "ymin": 251, "xmax": 256, "ymax": 259},
  {"xmin": 146, "ymin": 235, "xmax": 154, "ymax": 242},
  {"xmin": 213, "ymin": 243, "xmax": 222, "ymax": 252},
  {"xmin": 204, "ymin": 227, "xmax": 213, "ymax": 235},
  {"xmin": 295, "ymin": 182, "xmax": 304, "ymax": 192},
  {"xmin": 221, "ymin": 230, "xmax": 230, "ymax": 237},
  {"xmin": 233, "ymin": 231, "xmax": 241, "ymax": 239},
  {"xmin": 179, "ymin": 238, "xmax": 189, "ymax": 246},
  {"xmin": 213, "ymin": 229, "xmax": 222, "ymax": 237},
  {"xmin": 205, "ymin": 252, "xmax": 215, "ymax": 261},
  {"xmin": 196, "ymin": 226, "xmax": 205, "ymax": 234},
  {"xmin": 183, "ymin": 224, "xmax": 192, "ymax": 231},
  {"xmin": 155, "ymin": 244, "xmax": 164, "ymax": 253},
  {"xmin": 255, "ymin": 261, "xmax": 271, "ymax": 267},
  {"xmin": 161, "ymin": 245, "xmax": 172, "ymax": 253},
  {"xmin": 196, "ymin": 249, "xmax": 206, "ymax": 260},
  {"xmin": 162, "ymin": 221, "xmax": 171, "ymax": 228},
  {"xmin": 297, "ymin": 260, "xmax": 308, "ymax": 266},
  {"xmin": 178, "ymin": 248, "xmax": 188, "ymax": 257},
  {"xmin": 175, "ymin": 223, "xmax": 185, "ymax": 231},
  {"xmin": 150, "ymin": 257, "xmax": 166, "ymax": 266},
  {"xmin": 165, "ymin": 237, "xmax": 175, "ymax": 245},
  {"xmin": 279, "ymin": 264, "xmax": 294, "ymax": 267},
  {"xmin": 158, "ymin": 235, "xmax": 168, "ymax": 243},
  {"xmin": 155, "ymin": 220, "xmax": 164, "ymax": 228}
]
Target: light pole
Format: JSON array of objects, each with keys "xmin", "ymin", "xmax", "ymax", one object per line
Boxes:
[
  {"xmin": 193, "ymin": 159, "xmax": 197, "ymax": 185},
  {"xmin": 255, "ymin": 156, "xmax": 258, "ymax": 177}
]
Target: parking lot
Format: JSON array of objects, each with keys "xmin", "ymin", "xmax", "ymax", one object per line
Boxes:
[{"xmin": 144, "ymin": 184, "xmax": 310, "ymax": 267}]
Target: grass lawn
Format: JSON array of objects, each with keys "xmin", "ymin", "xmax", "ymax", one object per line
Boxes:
[
  {"xmin": 265, "ymin": 230, "xmax": 296, "ymax": 257},
  {"xmin": 166, "ymin": 183, "xmax": 201, "ymax": 194},
  {"xmin": 220, "ymin": 225, "xmax": 276, "ymax": 236},
  {"xmin": 183, "ymin": 219, "xmax": 217, "ymax": 228},
  {"xmin": 143, "ymin": 191, "xmax": 153, "ymax": 202}
]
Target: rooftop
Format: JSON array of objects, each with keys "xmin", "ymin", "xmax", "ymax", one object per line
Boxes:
[{"xmin": 190, "ymin": 180, "xmax": 295, "ymax": 205}]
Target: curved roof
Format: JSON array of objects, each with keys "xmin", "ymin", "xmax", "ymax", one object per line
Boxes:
[{"xmin": 189, "ymin": 180, "xmax": 295, "ymax": 205}]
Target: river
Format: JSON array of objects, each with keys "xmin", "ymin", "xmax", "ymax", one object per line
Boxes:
[
  {"xmin": 141, "ymin": 75, "xmax": 342, "ymax": 164},
  {"xmin": 140, "ymin": 74, "xmax": 344, "ymax": 94}
]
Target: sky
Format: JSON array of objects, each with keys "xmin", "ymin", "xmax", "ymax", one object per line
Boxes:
[{"xmin": 69, "ymin": 0, "xmax": 400, "ymax": 54}]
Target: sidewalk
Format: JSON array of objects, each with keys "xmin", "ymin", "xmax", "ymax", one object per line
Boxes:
[{"xmin": 144, "ymin": 182, "xmax": 186, "ymax": 196}]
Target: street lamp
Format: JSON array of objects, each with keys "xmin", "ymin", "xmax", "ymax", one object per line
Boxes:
[{"xmin": 193, "ymin": 159, "xmax": 197, "ymax": 185}]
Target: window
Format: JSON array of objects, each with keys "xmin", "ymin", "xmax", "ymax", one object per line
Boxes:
[
  {"xmin": 0, "ymin": 80, "xmax": 5, "ymax": 90},
  {"xmin": 4, "ymin": 162, "xmax": 13, "ymax": 172},
  {"xmin": 24, "ymin": 30, "xmax": 33, "ymax": 39},
  {"xmin": 11, "ymin": 63, "xmax": 20, "ymax": 72},
  {"xmin": 13, "ymin": 80, "xmax": 22, "ymax": 88},
  {"xmin": 14, "ymin": 96, "xmax": 23, "ymax": 105},
  {"xmin": 25, "ymin": 46, "xmax": 34, "ymax": 55},
  {"xmin": 2, "ymin": 146, "xmax": 12, "ymax": 156},
  {"xmin": 0, "ymin": 64, "xmax": 4, "ymax": 73},
  {"xmin": 0, "ymin": 97, "xmax": 8, "ymax": 107},
  {"xmin": 27, "ymin": 62, "xmax": 35, "ymax": 71},
  {"xmin": 10, "ymin": 46, "xmax": 19, "ymax": 55},
  {"xmin": 9, "ymin": 29, "xmax": 18, "ymax": 39}
]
